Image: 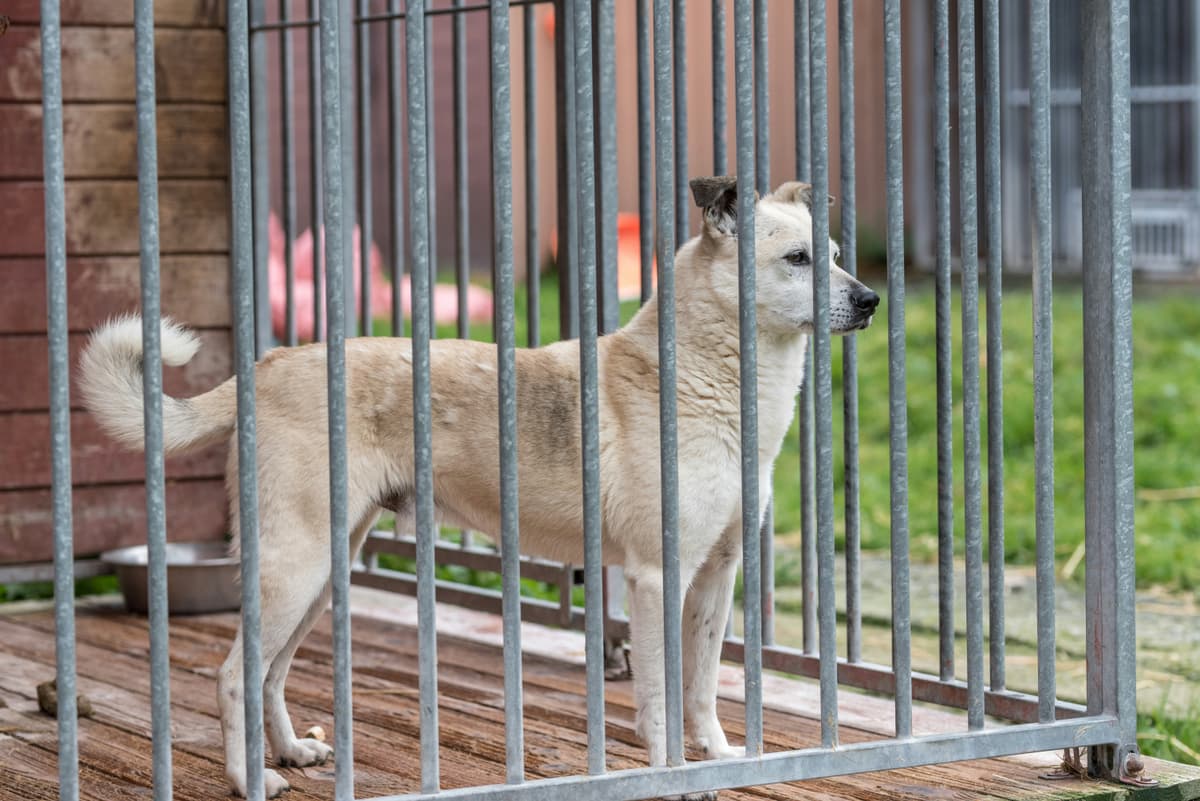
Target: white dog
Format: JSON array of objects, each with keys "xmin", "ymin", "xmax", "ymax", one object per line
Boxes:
[{"xmin": 80, "ymin": 177, "xmax": 878, "ymax": 798}]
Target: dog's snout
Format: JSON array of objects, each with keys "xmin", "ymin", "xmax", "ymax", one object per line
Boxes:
[{"xmin": 852, "ymin": 288, "xmax": 880, "ymax": 313}]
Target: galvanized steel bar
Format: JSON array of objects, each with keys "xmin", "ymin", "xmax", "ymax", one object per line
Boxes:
[
  {"xmin": 733, "ymin": 0, "xmax": 763, "ymax": 759},
  {"xmin": 652, "ymin": 0, "xmax": 684, "ymax": 768},
  {"xmin": 574, "ymin": 0, "xmax": 608, "ymax": 775},
  {"xmin": 1029, "ymin": 0, "xmax": 1057, "ymax": 725},
  {"xmin": 754, "ymin": 0, "xmax": 769, "ymax": 195},
  {"xmin": 672, "ymin": 0, "xmax": 688, "ymax": 246},
  {"xmin": 389, "ymin": 0, "xmax": 405, "ymax": 338},
  {"xmin": 793, "ymin": 0, "xmax": 810, "ymax": 178},
  {"xmin": 711, "ymin": 0, "xmax": 726, "ymax": 174},
  {"xmin": 838, "ymin": 0, "xmax": 862, "ymax": 666},
  {"xmin": 357, "ymin": 0, "xmax": 373, "ymax": 336},
  {"xmin": 134, "ymin": 1, "xmax": 173, "ymax": 795},
  {"xmin": 406, "ymin": 0, "xmax": 441, "ymax": 789},
  {"xmin": 340, "ymin": 0, "xmax": 356, "ymax": 341},
  {"xmin": 982, "ymin": 0, "xmax": 1006, "ymax": 693},
  {"xmin": 555, "ymin": 0, "xmax": 579, "ymax": 338},
  {"xmin": 318, "ymin": 0, "xmax": 355, "ymax": 796},
  {"xmin": 884, "ymin": 0, "xmax": 913, "ymax": 740},
  {"xmin": 425, "ymin": 11, "xmax": 438, "ymax": 337},
  {"xmin": 251, "ymin": 0, "xmax": 270, "ymax": 356},
  {"xmin": 489, "ymin": 0, "xmax": 526, "ymax": 783},
  {"xmin": 1080, "ymin": 0, "xmax": 1138, "ymax": 768},
  {"xmin": 40, "ymin": 2, "xmax": 79, "ymax": 797},
  {"xmin": 308, "ymin": 0, "xmax": 325, "ymax": 342},
  {"xmin": 229, "ymin": 0, "xmax": 266, "ymax": 794},
  {"xmin": 524, "ymin": 3, "xmax": 540, "ymax": 345},
  {"xmin": 957, "ymin": 0, "xmax": 986, "ymax": 732},
  {"xmin": 281, "ymin": 0, "xmax": 298, "ymax": 346},
  {"xmin": 636, "ymin": 0, "xmax": 653, "ymax": 305},
  {"xmin": 808, "ymin": 0, "xmax": 837, "ymax": 750},
  {"xmin": 594, "ymin": 0, "xmax": 619, "ymax": 334},
  {"xmin": 455, "ymin": 0, "xmax": 470, "ymax": 339},
  {"xmin": 933, "ymin": 0, "xmax": 955, "ymax": 686}
]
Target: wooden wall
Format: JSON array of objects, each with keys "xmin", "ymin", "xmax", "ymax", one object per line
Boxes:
[{"xmin": 0, "ymin": 0, "xmax": 233, "ymax": 565}]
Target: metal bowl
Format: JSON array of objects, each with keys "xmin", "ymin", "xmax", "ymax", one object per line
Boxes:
[{"xmin": 100, "ymin": 542, "xmax": 241, "ymax": 615}]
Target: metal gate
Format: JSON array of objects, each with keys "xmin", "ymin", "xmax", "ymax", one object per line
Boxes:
[{"xmin": 38, "ymin": 1, "xmax": 1144, "ymax": 800}]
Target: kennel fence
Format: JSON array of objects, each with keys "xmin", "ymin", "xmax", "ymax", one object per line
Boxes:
[{"xmin": 38, "ymin": 0, "xmax": 1145, "ymax": 800}]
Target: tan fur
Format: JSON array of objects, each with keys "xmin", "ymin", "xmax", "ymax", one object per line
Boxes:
[{"xmin": 80, "ymin": 179, "xmax": 878, "ymax": 798}]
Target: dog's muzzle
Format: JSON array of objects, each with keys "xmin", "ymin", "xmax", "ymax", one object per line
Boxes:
[{"xmin": 849, "ymin": 287, "xmax": 880, "ymax": 329}]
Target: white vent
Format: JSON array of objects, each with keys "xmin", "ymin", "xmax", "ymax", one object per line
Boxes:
[{"xmin": 1064, "ymin": 190, "xmax": 1200, "ymax": 272}]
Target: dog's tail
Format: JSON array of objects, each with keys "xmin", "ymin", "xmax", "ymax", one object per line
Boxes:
[{"xmin": 79, "ymin": 315, "xmax": 236, "ymax": 454}]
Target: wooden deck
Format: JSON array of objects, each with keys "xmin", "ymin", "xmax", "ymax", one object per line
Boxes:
[{"xmin": 2, "ymin": 590, "xmax": 1198, "ymax": 801}]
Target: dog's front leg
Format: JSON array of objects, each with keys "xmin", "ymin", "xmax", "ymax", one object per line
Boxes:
[{"xmin": 624, "ymin": 566, "xmax": 671, "ymax": 768}]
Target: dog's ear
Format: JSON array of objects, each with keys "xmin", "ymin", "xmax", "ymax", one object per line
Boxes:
[
  {"xmin": 689, "ymin": 175, "xmax": 740, "ymax": 236},
  {"xmin": 770, "ymin": 181, "xmax": 835, "ymax": 208}
]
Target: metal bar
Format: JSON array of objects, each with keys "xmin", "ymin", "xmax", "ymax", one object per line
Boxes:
[
  {"xmin": 594, "ymin": 0, "xmax": 618, "ymax": 334},
  {"xmin": 252, "ymin": 18, "xmax": 319, "ymax": 32},
  {"xmin": 884, "ymin": 0, "xmax": 912, "ymax": 740},
  {"xmin": 308, "ymin": 0, "xmax": 325, "ymax": 343},
  {"xmin": 281, "ymin": 0, "xmax": 298, "ymax": 346},
  {"xmin": 230, "ymin": 0, "xmax": 265, "ymax": 794},
  {"xmin": 373, "ymin": 717, "xmax": 1123, "ymax": 801},
  {"xmin": 794, "ymin": 0, "xmax": 810, "ymax": 178},
  {"xmin": 358, "ymin": 0, "xmax": 552, "ymax": 24},
  {"xmin": 524, "ymin": 3, "xmax": 541, "ymax": 346},
  {"xmin": 760, "ymin": 502, "xmax": 775, "ymax": 647},
  {"xmin": 733, "ymin": 0, "xmax": 762, "ymax": 759},
  {"xmin": 754, "ymin": 0, "xmax": 769, "ymax": 194},
  {"xmin": 837, "ymin": 0, "xmax": 861, "ymax": 666},
  {"xmin": 652, "ymin": 0, "xmax": 684, "ymax": 768},
  {"xmin": 455, "ymin": 0, "xmax": 470, "ymax": 340},
  {"xmin": 250, "ymin": 0, "xmax": 270, "ymax": 355},
  {"xmin": 982, "ymin": 0, "xmax": 1005, "ymax": 694},
  {"xmin": 711, "ymin": 0, "xmax": 726, "ymax": 174},
  {"xmin": 636, "ymin": 0, "xmax": 653, "ymax": 305},
  {"xmin": 672, "ymin": 0, "xmax": 688, "ymax": 246},
  {"xmin": 572, "ymin": 0, "xmax": 607, "ymax": 775},
  {"xmin": 318, "ymin": 0, "xmax": 354, "ymax": 796},
  {"xmin": 358, "ymin": 0, "xmax": 373, "ymax": 336},
  {"xmin": 490, "ymin": 0, "xmax": 526, "ymax": 783},
  {"xmin": 406, "ymin": 0, "xmax": 440, "ymax": 790},
  {"xmin": 1081, "ymin": 0, "xmax": 1138, "ymax": 774},
  {"xmin": 808, "ymin": 0, "xmax": 837, "ymax": 750},
  {"xmin": 425, "ymin": 10, "xmax": 437, "ymax": 338},
  {"xmin": 40, "ymin": 2, "xmax": 79, "ymax": 797},
  {"xmin": 389, "ymin": 0, "xmax": 405, "ymax": 338},
  {"xmin": 1029, "ymin": 0, "xmax": 1057, "ymax": 726},
  {"xmin": 957, "ymin": 0, "xmax": 986, "ymax": 733},
  {"xmin": 134, "ymin": 1, "xmax": 173, "ymax": 796},
  {"xmin": 555, "ymin": 0, "xmax": 579, "ymax": 338},
  {"xmin": 933, "ymin": 0, "xmax": 955, "ymax": 687},
  {"xmin": 341, "ymin": 0, "xmax": 356, "ymax": 342}
]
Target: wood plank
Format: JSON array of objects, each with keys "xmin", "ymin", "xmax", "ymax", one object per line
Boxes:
[
  {"xmin": 0, "ymin": 479, "xmax": 227, "ymax": 563},
  {"xmin": 0, "ymin": 255, "xmax": 231, "ymax": 334},
  {"xmin": 1, "ymin": 26, "xmax": 226, "ymax": 103},
  {"xmin": 0, "ymin": 180, "xmax": 229, "ymax": 257},
  {"xmin": 4, "ymin": 0, "xmax": 224, "ymax": 27},
  {"xmin": 0, "ymin": 104, "xmax": 228, "ymax": 180},
  {"xmin": 0, "ymin": 410, "xmax": 225, "ymax": 489}
]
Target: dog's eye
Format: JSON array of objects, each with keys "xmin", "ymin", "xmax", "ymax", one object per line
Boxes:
[{"xmin": 785, "ymin": 249, "xmax": 811, "ymax": 267}]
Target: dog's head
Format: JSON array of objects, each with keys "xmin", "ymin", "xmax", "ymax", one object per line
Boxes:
[{"xmin": 689, "ymin": 176, "xmax": 879, "ymax": 337}]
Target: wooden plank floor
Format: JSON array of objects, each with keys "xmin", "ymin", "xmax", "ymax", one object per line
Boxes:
[{"xmin": 2, "ymin": 596, "xmax": 1198, "ymax": 801}]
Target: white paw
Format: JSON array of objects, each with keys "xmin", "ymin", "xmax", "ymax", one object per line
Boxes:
[
  {"xmin": 711, "ymin": 744, "xmax": 745, "ymax": 759},
  {"xmin": 275, "ymin": 737, "xmax": 334, "ymax": 767},
  {"xmin": 230, "ymin": 768, "xmax": 291, "ymax": 798},
  {"xmin": 695, "ymin": 735, "xmax": 745, "ymax": 760},
  {"xmin": 663, "ymin": 792, "xmax": 719, "ymax": 801}
]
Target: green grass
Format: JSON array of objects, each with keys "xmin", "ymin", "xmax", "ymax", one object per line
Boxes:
[{"xmin": 1139, "ymin": 700, "xmax": 1200, "ymax": 765}]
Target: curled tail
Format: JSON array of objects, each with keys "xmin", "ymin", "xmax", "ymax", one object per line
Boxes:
[{"xmin": 79, "ymin": 315, "xmax": 236, "ymax": 454}]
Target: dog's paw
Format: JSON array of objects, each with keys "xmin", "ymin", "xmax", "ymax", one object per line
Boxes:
[
  {"xmin": 229, "ymin": 768, "xmax": 291, "ymax": 798},
  {"xmin": 696, "ymin": 737, "xmax": 746, "ymax": 760},
  {"xmin": 275, "ymin": 737, "xmax": 334, "ymax": 767},
  {"xmin": 663, "ymin": 792, "xmax": 718, "ymax": 801}
]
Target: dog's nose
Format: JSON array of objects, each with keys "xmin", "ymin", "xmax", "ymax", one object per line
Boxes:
[{"xmin": 852, "ymin": 288, "xmax": 880, "ymax": 312}]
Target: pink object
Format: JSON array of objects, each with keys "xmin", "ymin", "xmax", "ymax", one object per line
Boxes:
[{"xmin": 267, "ymin": 213, "xmax": 493, "ymax": 342}]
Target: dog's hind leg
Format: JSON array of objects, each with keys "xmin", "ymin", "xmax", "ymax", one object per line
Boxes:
[{"xmin": 218, "ymin": 631, "xmax": 293, "ymax": 799}]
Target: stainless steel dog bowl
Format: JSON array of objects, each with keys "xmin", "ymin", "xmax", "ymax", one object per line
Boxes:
[{"xmin": 100, "ymin": 542, "xmax": 241, "ymax": 615}]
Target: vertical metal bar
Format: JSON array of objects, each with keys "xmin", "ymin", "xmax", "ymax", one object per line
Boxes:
[
  {"xmin": 794, "ymin": 0, "xmax": 810, "ymax": 178},
  {"xmin": 1081, "ymin": 0, "xmax": 1137, "ymax": 772},
  {"xmin": 594, "ymin": 0, "xmax": 619, "ymax": 334},
  {"xmin": 524, "ymin": 3, "xmax": 541, "ymax": 346},
  {"xmin": 636, "ymin": 0, "xmax": 653, "ymax": 305},
  {"xmin": 884, "ymin": 0, "xmax": 913, "ymax": 740},
  {"xmin": 958, "ymin": 0, "xmax": 986, "ymax": 733},
  {"xmin": 425, "ymin": 10, "xmax": 437, "ymax": 337},
  {"xmin": 575, "ymin": 0, "xmax": 608, "ymax": 774},
  {"xmin": 230, "ymin": 0, "xmax": 265, "ymax": 795},
  {"xmin": 982, "ymin": 0, "xmax": 1005, "ymax": 695},
  {"xmin": 389, "ymin": 0, "xmax": 405, "ymax": 338},
  {"xmin": 808, "ymin": 0, "xmax": 837, "ymax": 750},
  {"xmin": 760, "ymin": 502, "xmax": 775, "ymax": 647},
  {"xmin": 134, "ymin": 1, "xmax": 173, "ymax": 796},
  {"xmin": 711, "ymin": 0, "xmax": 726, "ymax": 174},
  {"xmin": 319, "ymin": 0, "xmax": 354, "ymax": 796},
  {"xmin": 250, "ymin": 0, "xmax": 270, "ymax": 356},
  {"xmin": 309, "ymin": 0, "xmax": 325, "ymax": 343},
  {"xmin": 357, "ymin": 0, "xmax": 373, "ymax": 336},
  {"xmin": 754, "ymin": 0, "xmax": 769, "ymax": 194},
  {"xmin": 1029, "ymin": 0, "xmax": 1057, "ymax": 725},
  {"xmin": 555, "ymin": 0, "xmax": 579, "ymax": 338},
  {"xmin": 454, "ymin": 0, "xmax": 470, "ymax": 340},
  {"xmin": 340, "ymin": 0, "xmax": 356, "ymax": 341},
  {"xmin": 672, "ymin": 0, "xmax": 688, "ymax": 246},
  {"xmin": 490, "ymin": 0, "xmax": 525, "ymax": 783},
  {"xmin": 406, "ymin": 1, "xmax": 440, "ymax": 790},
  {"xmin": 40, "ymin": 2, "xmax": 78, "ymax": 798},
  {"xmin": 838, "ymin": 0, "xmax": 862, "ymax": 666},
  {"xmin": 281, "ymin": 1, "xmax": 298, "ymax": 346},
  {"xmin": 734, "ymin": 0, "xmax": 763, "ymax": 759},
  {"xmin": 933, "ymin": 0, "xmax": 955, "ymax": 687}
]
